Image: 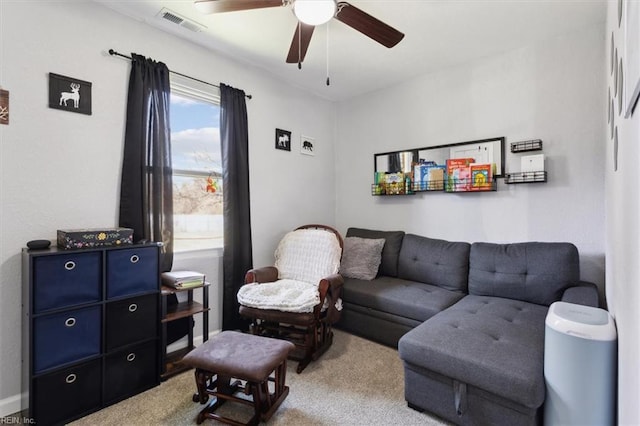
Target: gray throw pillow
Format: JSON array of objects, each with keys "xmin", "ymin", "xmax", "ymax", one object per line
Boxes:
[
  {"xmin": 346, "ymin": 228, "xmax": 405, "ymax": 277},
  {"xmin": 340, "ymin": 237, "xmax": 386, "ymax": 280}
]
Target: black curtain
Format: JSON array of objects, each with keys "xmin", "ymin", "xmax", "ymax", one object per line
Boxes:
[
  {"xmin": 220, "ymin": 83, "xmax": 252, "ymax": 331},
  {"xmin": 119, "ymin": 53, "xmax": 174, "ymax": 273}
]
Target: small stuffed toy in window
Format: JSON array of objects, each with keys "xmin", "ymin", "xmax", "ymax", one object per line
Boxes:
[{"xmin": 206, "ymin": 176, "xmax": 217, "ymax": 193}]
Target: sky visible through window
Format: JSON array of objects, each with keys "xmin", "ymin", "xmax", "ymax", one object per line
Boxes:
[{"xmin": 171, "ymin": 94, "xmax": 221, "ymax": 173}]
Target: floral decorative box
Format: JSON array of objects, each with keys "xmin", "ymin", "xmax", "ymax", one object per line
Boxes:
[{"xmin": 57, "ymin": 227, "xmax": 134, "ymax": 249}]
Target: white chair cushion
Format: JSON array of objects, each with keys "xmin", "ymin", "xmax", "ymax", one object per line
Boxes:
[
  {"xmin": 275, "ymin": 229, "xmax": 342, "ymax": 284},
  {"xmin": 237, "ymin": 279, "xmax": 319, "ymax": 313}
]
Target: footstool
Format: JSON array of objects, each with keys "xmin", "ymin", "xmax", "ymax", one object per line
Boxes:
[{"xmin": 181, "ymin": 330, "xmax": 295, "ymax": 425}]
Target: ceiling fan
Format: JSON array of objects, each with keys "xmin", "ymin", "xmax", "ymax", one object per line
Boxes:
[{"xmin": 193, "ymin": 0, "xmax": 404, "ymax": 66}]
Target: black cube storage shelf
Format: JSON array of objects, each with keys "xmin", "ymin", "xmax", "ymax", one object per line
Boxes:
[{"xmin": 22, "ymin": 243, "xmax": 162, "ymax": 426}]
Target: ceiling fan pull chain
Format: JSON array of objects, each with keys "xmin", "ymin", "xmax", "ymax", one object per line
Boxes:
[{"xmin": 326, "ymin": 22, "xmax": 330, "ymax": 86}]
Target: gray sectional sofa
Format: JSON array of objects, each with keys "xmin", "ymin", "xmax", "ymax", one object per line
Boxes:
[{"xmin": 337, "ymin": 227, "xmax": 599, "ymax": 426}]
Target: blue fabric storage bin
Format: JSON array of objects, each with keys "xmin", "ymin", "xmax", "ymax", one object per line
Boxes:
[
  {"xmin": 33, "ymin": 252, "xmax": 102, "ymax": 313},
  {"xmin": 106, "ymin": 247, "xmax": 158, "ymax": 299},
  {"xmin": 33, "ymin": 305, "xmax": 101, "ymax": 373}
]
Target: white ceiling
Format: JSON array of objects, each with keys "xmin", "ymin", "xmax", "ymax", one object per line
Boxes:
[{"xmin": 93, "ymin": 0, "xmax": 607, "ymax": 102}]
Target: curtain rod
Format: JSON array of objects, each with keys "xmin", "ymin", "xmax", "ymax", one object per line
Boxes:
[{"xmin": 108, "ymin": 49, "xmax": 252, "ymax": 99}]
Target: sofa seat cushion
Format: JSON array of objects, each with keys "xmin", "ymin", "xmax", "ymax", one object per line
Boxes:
[
  {"xmin": 398, "ymin": 295, "xmax": 548, "ymax": 409},
  {"xmin": 342, "ymin": 276, "xmax": 465, "ymax": 323}
]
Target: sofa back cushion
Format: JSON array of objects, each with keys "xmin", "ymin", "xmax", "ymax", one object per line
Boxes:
[
  {"xmin": 397, "ymin": 234, "xmax": 470, "ymax": 293},
  {"xmin": 468, "ymin": 242, "xmax": 580, "ymax": 306},
  {"xmin": 346, "ymin": 228, "xmax": 405, "ymax": 277}
]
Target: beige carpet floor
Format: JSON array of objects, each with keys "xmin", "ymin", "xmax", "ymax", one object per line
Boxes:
[{"xmin": 70, "ymin": 329, "xmax": 447, "ymax": 425}]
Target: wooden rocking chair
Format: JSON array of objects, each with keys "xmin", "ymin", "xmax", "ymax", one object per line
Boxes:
[{"xmin": 237, "ymin": 224, "xmax": 344, "ymax": 373}]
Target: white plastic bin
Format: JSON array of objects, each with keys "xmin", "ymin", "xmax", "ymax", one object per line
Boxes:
[{"xmin": 544, "ymin": 301, "xmax": 617, "ymax": 426}]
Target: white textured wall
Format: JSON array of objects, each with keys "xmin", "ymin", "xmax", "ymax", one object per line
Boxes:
[
  {"xmin": 0, "ymin": 1, "xmax": 336, "ymax": 415},
  {"xmin": 335, "ymin": 25, "xmax": 606, "ymax": 291},
  {"xmin": 605, "ymin": 2, "xmax": 640, "ymax": 423}
]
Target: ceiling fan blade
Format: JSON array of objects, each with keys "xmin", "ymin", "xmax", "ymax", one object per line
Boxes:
[
  {"xmin": 194, "ymin": 0, "xmax": 283, "ymax": 14},
  {"xmin": 335, "ymin": 2, "xmax": 404, "ymax": 48},
  {"xmin": 286, "ymin": 23, "xmax": 315, "ymax": 64}
]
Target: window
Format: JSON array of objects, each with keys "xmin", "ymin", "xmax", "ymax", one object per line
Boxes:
[{"xmin": 170, "ymin": 77, "xmax": 222, "ymax": 251}]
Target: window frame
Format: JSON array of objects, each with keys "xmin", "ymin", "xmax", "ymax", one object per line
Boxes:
[{"xmin": 170, "ymin": 75, "xmax": 223, "ymax": 252}]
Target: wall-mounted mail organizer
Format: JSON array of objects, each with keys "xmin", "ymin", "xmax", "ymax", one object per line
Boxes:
[{"xmin": 510, "ymin": 139, "xmax": 543, "ymax": 153}]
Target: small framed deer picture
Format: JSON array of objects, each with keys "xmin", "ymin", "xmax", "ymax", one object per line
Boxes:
[
  {"xmin": 48, "ymin": 73, "xmax": 92, "ymax": 115},
  {"xmin": 275, "ymin": 128, "xmax": 291, "ymax": 151}
]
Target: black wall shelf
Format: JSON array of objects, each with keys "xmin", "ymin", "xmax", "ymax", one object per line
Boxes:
[
  {"xmin": 504, "ymin": 171, "xmax": 547, "ymax": 184},
  {"xmin": 511, "ymin": 139, "xmax": 543, "ymax": 153}
]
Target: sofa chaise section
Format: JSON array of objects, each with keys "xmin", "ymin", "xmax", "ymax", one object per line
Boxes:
[
  {"xmin": 398, "ymin": 241, "xmax": 599, "ymax": 425},
  {"xmin": 399, "ymin": 295, "xmax": 548, "ymax": 425}
]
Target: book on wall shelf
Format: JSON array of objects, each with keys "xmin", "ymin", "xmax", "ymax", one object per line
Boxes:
[
  {"xmin": 161, "ymin": 270, "xmax": 205, "ymax": 289},
  {"xmin": 445, "ymin": 158, "xmax": 475, "ymax": 192},
  {"xmin": 469, "ymin": 163, "xmax": 495, "ymax": 191},
  {"xmin": 425, "ymin": 165, "xmax": 446, "ymax": 191},
  {"xmin": 414, "ymin": 161, "xmax": 446, "ymax": 191}
]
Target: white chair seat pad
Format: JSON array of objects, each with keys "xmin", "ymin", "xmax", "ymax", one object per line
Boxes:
[{"xmin": 237, "ymin": 279, "xmax": 319, "ymax": 313}]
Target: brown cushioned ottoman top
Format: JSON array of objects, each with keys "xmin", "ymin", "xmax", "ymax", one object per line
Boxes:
[{"xmin": 182, "ymin": 331, "xmax": 295, "ymax": 383}]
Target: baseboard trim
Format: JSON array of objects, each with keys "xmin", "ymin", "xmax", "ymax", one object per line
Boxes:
[{"xmin": 0, "ymin": 392, "xmax": 24, "ymax": 418}]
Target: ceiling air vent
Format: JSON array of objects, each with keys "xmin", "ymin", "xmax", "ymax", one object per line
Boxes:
[{"xmin": 157, "ymin": 8, "xmax": 206, "ymax": 33}]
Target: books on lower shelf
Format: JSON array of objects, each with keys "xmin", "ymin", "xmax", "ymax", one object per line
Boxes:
[
  {"xmin": 161, "ymin": 270, "xmax": 205, "ymax": 289},
  {"xmin": 445, "ymin": 159, "xmax": 496, "ymax": 192},
  {"xmin": 414, "ymin": 162, "xmax": 445, "ymax": 191}
]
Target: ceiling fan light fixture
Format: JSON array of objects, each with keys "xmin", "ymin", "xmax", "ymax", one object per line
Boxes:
[
  {"xmin": 293, "ymin": 0, "xmax": 337, "ymax": 26},
  {"xmin": 193, "ymin": 0, "xmax": 217, "ymax": 14}
]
